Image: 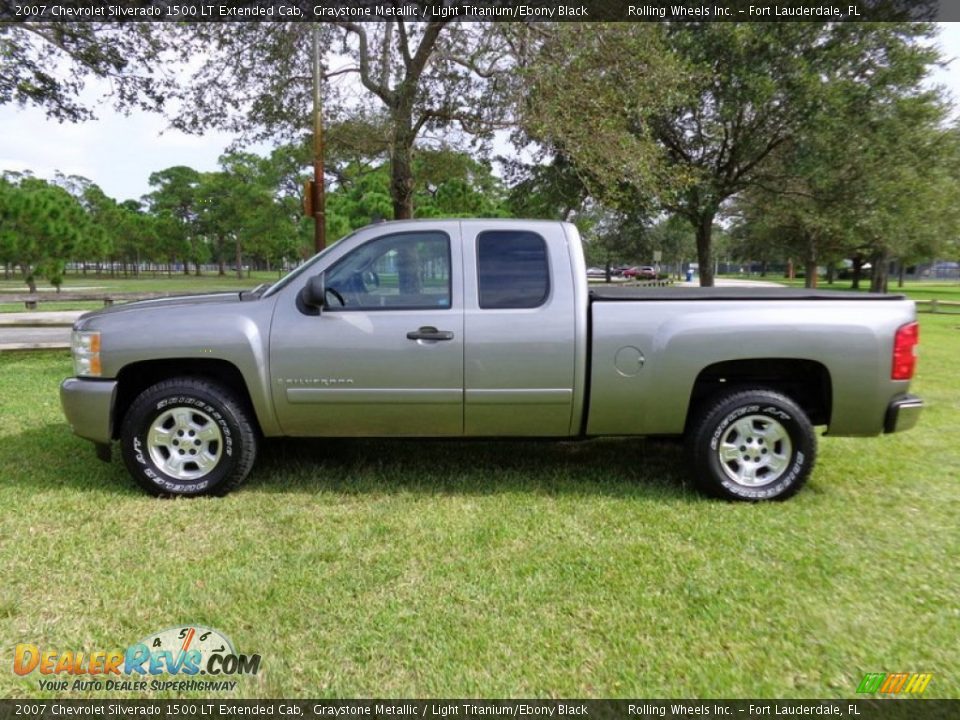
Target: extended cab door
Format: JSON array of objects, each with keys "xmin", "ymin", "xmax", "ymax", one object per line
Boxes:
[
  {"xmin": 461, "ymin": 221, "xmax": 580, "ymax": 436},
  {"xmin": 269, "ymin": 223, "xmax": 464, "ymax": 436}
]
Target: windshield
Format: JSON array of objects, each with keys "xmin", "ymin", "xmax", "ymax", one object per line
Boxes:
[{"xmin": 261, "ymin": 230, "xmax": 359, "ymax": 299}]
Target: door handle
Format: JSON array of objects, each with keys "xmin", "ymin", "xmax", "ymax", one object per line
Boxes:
[{"xmin": 406, "ymin": 326, "xmax": 454, "ymax": 341}]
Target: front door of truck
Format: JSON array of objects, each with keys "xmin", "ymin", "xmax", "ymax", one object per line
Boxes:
[{"xmin": 269, "ymin": 225, "xmax": 464, "ymax": 436}]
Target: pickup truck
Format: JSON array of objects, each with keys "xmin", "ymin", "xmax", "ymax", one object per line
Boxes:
[{"xmin": 60, "ymin": 219, "xmax": 923, "ymax": 501}]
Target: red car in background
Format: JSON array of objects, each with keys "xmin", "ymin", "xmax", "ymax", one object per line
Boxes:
[{"xmin": 623, "ymin": 266, "xmax": 657, "ymax": 279}]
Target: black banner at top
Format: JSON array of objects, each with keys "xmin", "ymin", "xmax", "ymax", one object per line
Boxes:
[
  {"xmin": 0, "ymin": 700, "xmax": 958, "ymax": 720},
  {"xmin": 0, "ymin": 0, "xmax": 949, "ymax": 23}
]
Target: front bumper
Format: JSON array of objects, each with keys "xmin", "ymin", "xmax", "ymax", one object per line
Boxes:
[
  {"xmin": 884, "ymin": 393, "xmax": 923, "ymax": 434},
  {"xmin": 60, "ymin": 377, "xmax": 118, "ymax": 447}
]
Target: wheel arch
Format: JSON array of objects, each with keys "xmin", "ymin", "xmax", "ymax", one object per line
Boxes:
[
  {"xmin": 686, "ymin": 358, "xmax": 832, "ymax": 432},
  {"xmin": 112, "ymin": 359, "xmax": 263, "ymax": 440}
]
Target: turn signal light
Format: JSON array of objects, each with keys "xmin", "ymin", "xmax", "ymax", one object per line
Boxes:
[{"xmin": 71, "ymin": 330, "xmax": 102, "ymax": 378}]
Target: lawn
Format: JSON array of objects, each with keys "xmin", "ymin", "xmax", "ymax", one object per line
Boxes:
[
  {"xmin": 0, "ymin": 272, "xmax": 279, "ymax": 295},
  {"xmin": 744, "ymin": 276, "xmax": 960, "ymax": 302},
  {"xmin": 0, "ymin": 315, "xmax": 957, "ymax": 699},
  {"xmin": 0, "ymin": 273, "xmax": 273, "ymax": 313}
]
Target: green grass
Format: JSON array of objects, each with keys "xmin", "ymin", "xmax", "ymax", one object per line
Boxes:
[
  {"xmin": 0, "ymin": 273, "xmax": 274, "ymax": 313},
  {"xmin": 0, "ymin": 272, "xmax": 276, "ymax": 295},
  {"xmin": 1, "ymin": 316, "xmax": 958, "ymax": 699},
  {"xmin": 0, "ymin": 301, "xmax": 106, "ymax": 314},
  {"xmin": 749, "ymin": 276, "xmax": 960, "ymax": 301}
]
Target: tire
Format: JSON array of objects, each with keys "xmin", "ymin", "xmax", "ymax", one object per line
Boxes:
[
  {"xmin": 120, "ymin": 377, "xmax": 257, "ymax": 497},
  {"xmin": 687, "ymin": 388, "xmax": 816, "ymax": 501}
]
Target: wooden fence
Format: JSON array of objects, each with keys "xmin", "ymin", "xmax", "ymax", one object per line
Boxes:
[{"xmin": 915, "ymin": 299, "xmax": 960, "ymax": 314}]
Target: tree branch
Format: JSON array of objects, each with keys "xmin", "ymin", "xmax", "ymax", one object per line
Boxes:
[{"xmin": 334, "ymin": 22, "xmax": 396, "ymax": 106}]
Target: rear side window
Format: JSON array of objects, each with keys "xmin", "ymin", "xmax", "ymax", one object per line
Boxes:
[{"xmin": 477, "ymin": 231, "xmax": 550, "ymax": 309}]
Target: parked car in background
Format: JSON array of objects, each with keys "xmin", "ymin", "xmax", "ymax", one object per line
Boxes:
[
  {"xmin": 586, "ymin": 266, "xmax": 607, "ymax": 279},
  {"xmin": 624, "ymin": 266, "xmax": 657, "ymax": 279}
]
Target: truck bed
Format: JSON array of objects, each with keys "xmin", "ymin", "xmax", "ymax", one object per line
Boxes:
[{"xmin": 589, "ymin": 286, "xmax": 904, "ymax": 302}]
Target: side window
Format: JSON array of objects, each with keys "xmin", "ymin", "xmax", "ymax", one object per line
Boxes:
[
  {"xmin": 324, "ymin": 232, "xmax": 451, "ymax": 310},
  {"xmin": 477, "ymin": 231, "xmax": 550, "ymax": 309}
]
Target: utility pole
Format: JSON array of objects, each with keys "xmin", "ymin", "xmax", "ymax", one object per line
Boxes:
[{"xmin": 312, "ymin": 25, "xmax": 326, "ymax": 253}]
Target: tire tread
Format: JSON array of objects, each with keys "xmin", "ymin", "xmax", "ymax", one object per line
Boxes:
[
  {"xmin": 687, "ymin": 387, "xmax": 816, "ymax": 501},
  {"xmin": 121, "ymin": 377, "xmax": 257, "ymax": 497}
]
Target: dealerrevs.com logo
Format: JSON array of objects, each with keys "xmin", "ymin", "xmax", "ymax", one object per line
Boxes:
[{"xmin": 13, "ymin": 626, "xmax": 261, "ymax": 692}]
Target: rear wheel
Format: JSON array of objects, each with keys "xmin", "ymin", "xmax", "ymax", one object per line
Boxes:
[
  {"xmin": 688, "ymin": 388, "xmax": 816, "ymax": 501},
  {"xmin": 121, "ymin": 378, "xmax": 257, "ymax": 497}
]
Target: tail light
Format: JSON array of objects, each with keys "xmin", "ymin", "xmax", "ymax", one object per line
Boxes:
[{"xmin": 891, "ymin": 322, "xmax": 919, "ymax": 380}]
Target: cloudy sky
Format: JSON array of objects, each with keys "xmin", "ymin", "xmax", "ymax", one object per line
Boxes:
[{"xmin": 3, "ymin": 23, "xmax": 960, "ymax": 203}]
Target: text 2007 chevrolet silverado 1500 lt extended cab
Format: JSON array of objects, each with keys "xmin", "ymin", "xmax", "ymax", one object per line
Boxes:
[{"xmin": 60, "ymin": 220, "xmax": 923, "ymax": 501}]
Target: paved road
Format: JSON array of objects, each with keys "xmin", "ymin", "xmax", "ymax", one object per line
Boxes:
[
  {"xmin": 0, "ymin": 311, "xmax": 82, "ymax": 350},
  {"xmin": 677, "ymin": 278, "xmax": 786, "ymax": 288},
  {"xmin": 0, "ymin": 325, "xmax": 72, "ymax": 349}
]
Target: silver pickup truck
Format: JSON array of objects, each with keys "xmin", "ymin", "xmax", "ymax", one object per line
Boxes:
[{"xmin": 60, "ymin": 219, "xmax": 923, "ymax": 501}]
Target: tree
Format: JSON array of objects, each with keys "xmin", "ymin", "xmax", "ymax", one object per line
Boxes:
[
  {"xmin": 730, "ymin": 25, "xmax": 958, "ymax": 291},
  {"xmin": 504, "ymin": 153, "xmax": 590, "ymax": 222},
  {"xmin": 198, "ymin": 152, "xmax": 302, "ymax": 278},
  {"xmin": 323, "ymin": 149, "xmax": 508, "ymax": 234},
  {"xmin": 165, "ymin": 23, "xmax": 512, "ymax": 220},
  {"xmin": 0, "ymin": 24, "xmax": 172, "ymax": 121},
  {"xmin": 522, "ymin": 23, "xmax": 680, "ymax": 215},
  {"xmin": 525, "ymin": 22, "xmax": 942, "ymax": 287},
  {"xmin": 412, "ymin": 149, "xmax": 508, "ymax": 218},
  {"xmin": 48, "ymin": 174, "xmax": 115, "ymax": 274},
  {"xmin": 0, "ymin": 175, "xmax": 86, "ymax": 291},
  {"xmin": 649, "ymin": 215, "xmax": 697, "ymax": 279},
  {"xmin": 112, "ymin": 200, "xmax": 159, "ymax": 277},
  {"xmin": 146, "ymin": 166, "xmax": 206, "ymax": 275}
]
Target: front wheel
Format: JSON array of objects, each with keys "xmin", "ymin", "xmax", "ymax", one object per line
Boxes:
[
  {"xmin": 687, "ymin": 389, "xmax": 816, "ymax": 501},
  {"xmin": 121, "ymin": 378, "xmax": 257, "ymax": 497}
]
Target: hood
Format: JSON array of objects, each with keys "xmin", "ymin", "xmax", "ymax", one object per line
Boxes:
[{"xmin": 74, "ymin": 292, "xmax": 244, "ymax": 327}]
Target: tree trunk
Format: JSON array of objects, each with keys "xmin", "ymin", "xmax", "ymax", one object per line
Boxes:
[
  {"xmin": 804, "ymin": 235, "xmax": 818, "ymax": 289},
  {"xmin": 851, "ymin": 255, "xmax": 863, "ymax": 290},
  {"xmin": 21, "ymin": 265, "xmax": 37, "ymax": 294},
  {"xmin": 870, "ymin": 252, "xmax": 888, "ymax": 293},
  {"xmin": 898, "ymin": 260, "xmax": 905, "ymax": 288},
  {"xmin": 826, "ymin": 264, "xmax": 835, "ymax": 285},
  {"xmin": 390, "ymin": 124, "xmax": 415, "ymax": 220},
  {"xmin": 694, "ymin": 213, "xmax": 715, "ymax": 287},
  {"xmin": 236, "ymin": 239, "xmax": 243, "ymax": 280}
]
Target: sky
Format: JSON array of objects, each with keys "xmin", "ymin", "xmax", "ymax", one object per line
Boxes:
[{"xmin": 2, "ymin": 23, "xmax": 960, "ymax": 203}]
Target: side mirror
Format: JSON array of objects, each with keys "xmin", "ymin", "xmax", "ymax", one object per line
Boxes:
[{"xmin": 296, "ymin": 275, "xmax": 326, "ymax": 316}]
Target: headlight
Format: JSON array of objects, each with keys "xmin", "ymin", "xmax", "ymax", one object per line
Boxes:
[{"xmin": 71, "ymin": 330, "xmax": 102, "ymax": 377}]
